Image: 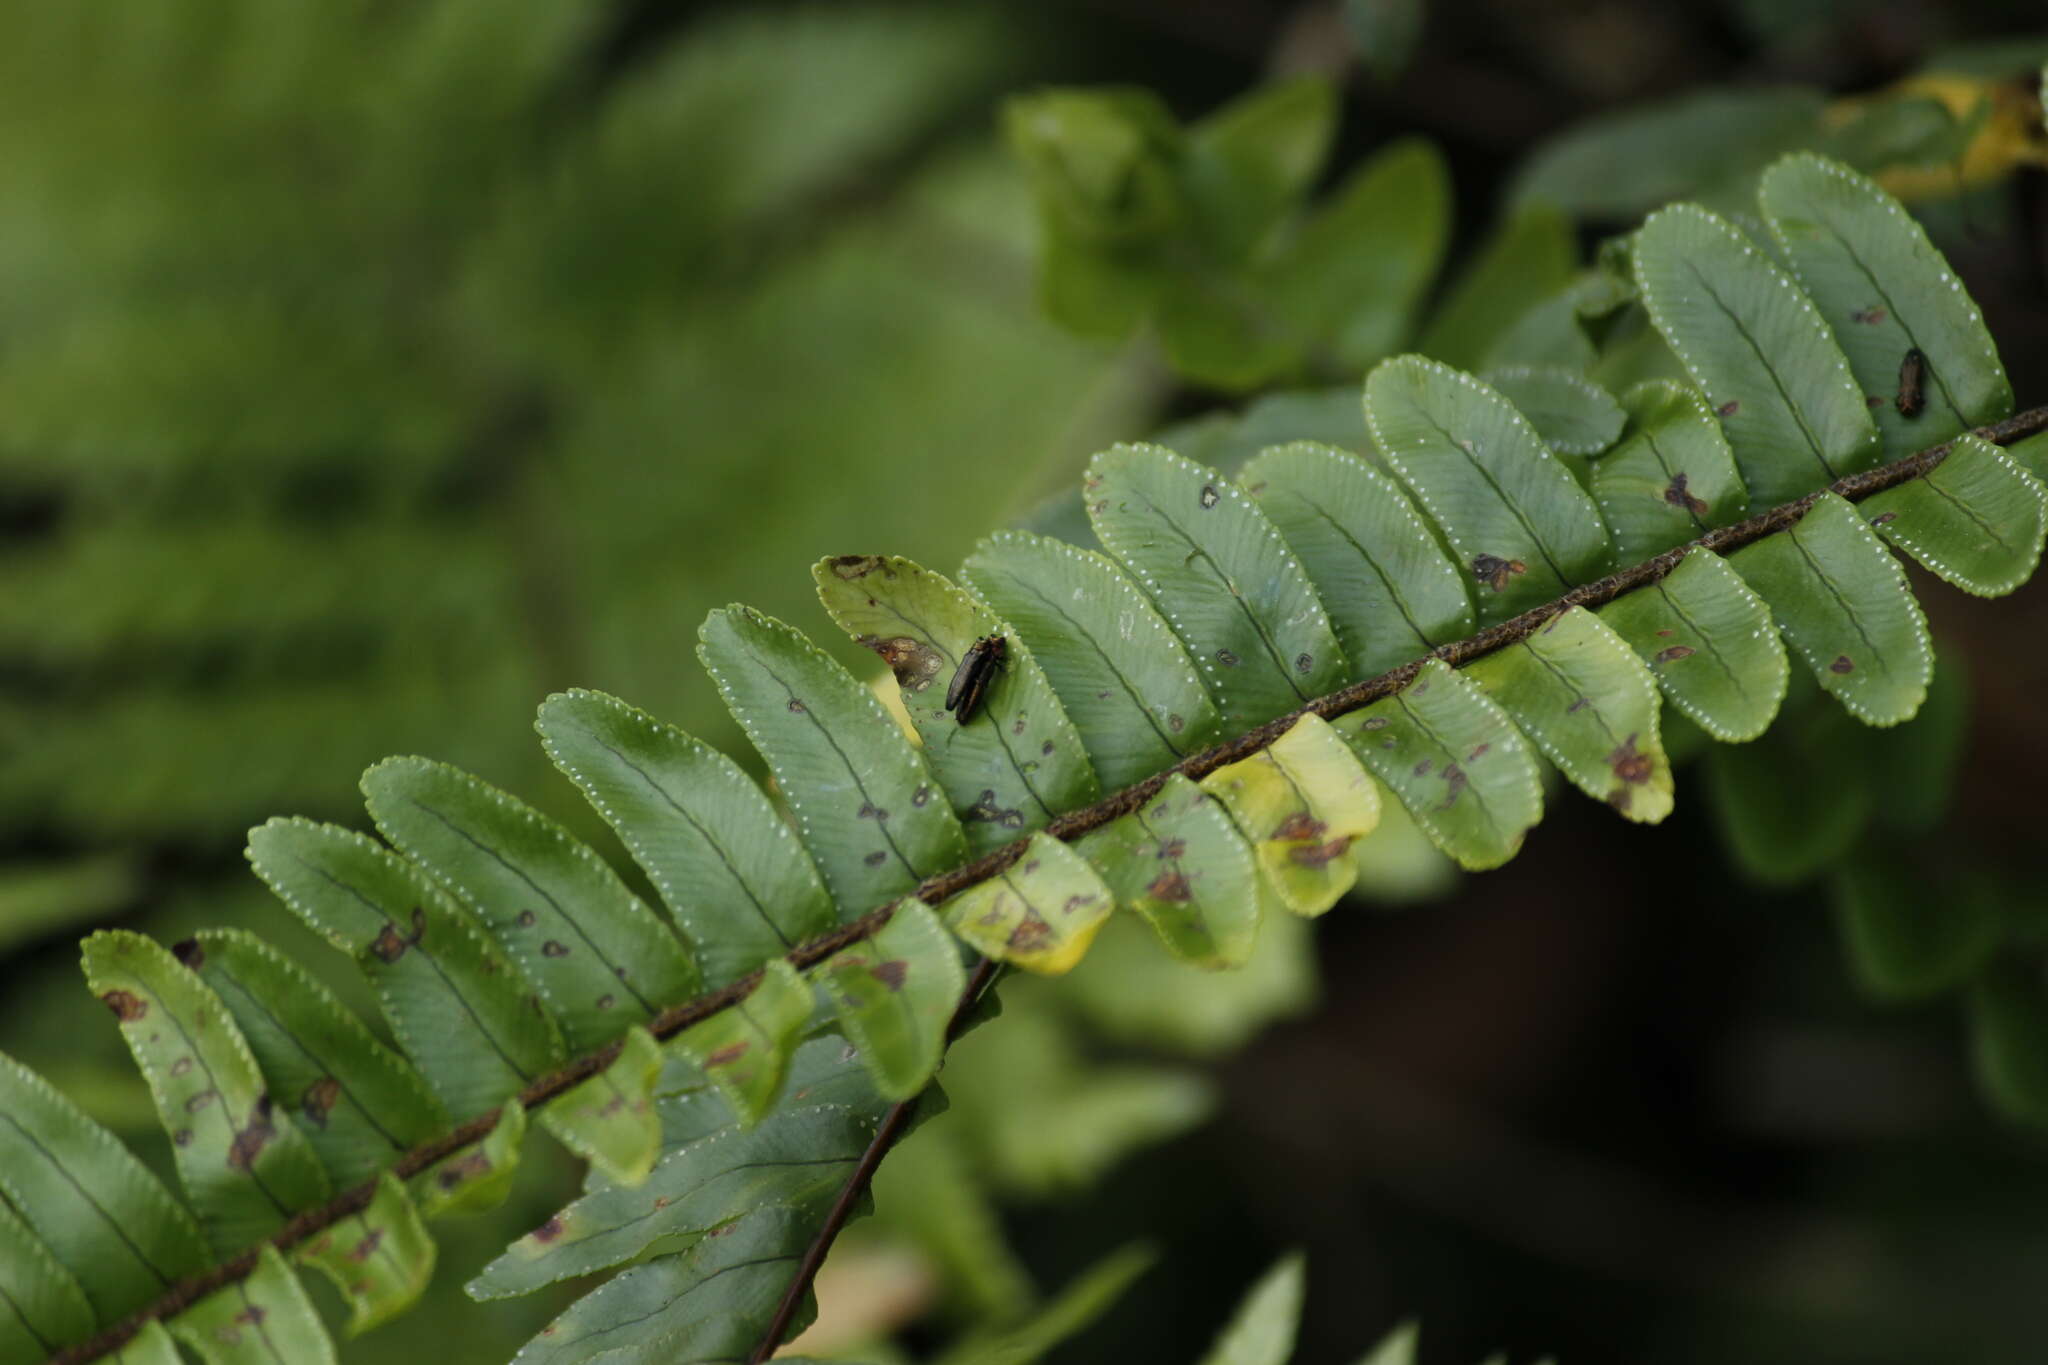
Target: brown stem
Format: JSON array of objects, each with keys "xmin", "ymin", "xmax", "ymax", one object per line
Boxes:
[
  {"xmin": 49, "ymin": 404, "xmax": 2048, "ymax": 1365},
  {"xmin": 747, "ymin": 956, "xmax": 1002, "ymax": 1363}
]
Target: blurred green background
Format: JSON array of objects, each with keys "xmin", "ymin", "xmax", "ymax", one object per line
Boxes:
[{"xmin": 6, "ymin": 2, "xmax": 2048, "ymax": 1362}]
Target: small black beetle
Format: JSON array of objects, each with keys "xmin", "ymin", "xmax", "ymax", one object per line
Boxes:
[
  {"xmin": 945, "ymin": 634, "xmax": 1007, "ymax": 725},
  {"xmin": 1896, "ymin": 347, "xmax": 1927, "ymax": 418}
]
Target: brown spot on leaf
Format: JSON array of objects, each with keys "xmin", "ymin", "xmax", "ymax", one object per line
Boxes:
[
  {"xmin": 1607, "ymin": 735, "xmax": 1655, "ymax": 787},
  {"xmin": 1662, "ymin": 472, "xmax": 1711, "ymax": 517},
  {"xmin": 516, "ymin": 909, "xmax": 538, "ymax": 928},
  {"xmin": 1851, "ymin": 306, "xmax": 1887, "ymax": 324},
  {"xmin": 1830, "ymin": 655, "xmax": 1855, "ymax": 674},
  {"xmin": 185, "ymin": 1088, "xmax": 216, "ymax": 1112},
  {"xmin": 531, "ymin": 1216, "xmax": 566, "ymax": 1245},
  {"xmin": 102, "ymin": 990, "xmax": 146, "ymax": 1021},
  {"xmin": 1273, "ymin": 811, "xmax": 1326, "ymax": 842},
  {"xmin": 1470, "ymin": 554, "xmax": 1527, "ymax": 593},
  {"xmin": 1441, "ymin": 762, "xmax": 1468, "ymax": 807},
  {"xmin": 827, "ymin": 555, "xmax": 887, "ymax": 580},
  {"xmin": 170, "ymin": 1056, "xmax": 194, "ymax": 1078},
  {"xmin": 1199, "ymin": 485, "xmax": 1220, "ymax": 508},
  {"xmin": 596, "ymin": 994, "xmax": 615, "ymax": 1010},
  {"xmin": 864, "ymin": 850, "xmax": 888, "ymax": 866},
  {"xmin": 871, "ymin": 959, "xmax": 909, "ymax": 991},
  {"xmin": 856, "ymin": 634, "xmax": 944, "ymax": 691},
  {"xmin": 963, "ymin": 790, "xmax": 1024, "ymax": 828},
  {"xmin": 1653, "ymin": 645, "xmax": 1696, "ymax": 665},
  {"xmin": 856, "ymin": 802, "xmax": 887, "ymax": 822},
  {"xmin": 542, "ymin": 940, "xmax": 570, "ymax": 958},
  {"xmin": 227, "ymin": 1097, "xmax": 277, "ymax": 1172},
  {"xmin": 438, "ymin": 1151, "xmax": 490, "ymax": 1190},
  {"xmin": 786, "ymin": 697, "xmax": 807, "ymax": 714},
  {"xmin": 1042, "ymin": 740, "xmax": 1055, "ymax": 756},
  {"xmin": 1295, "ymin": 652, "xmax": 1314, "ymax": 674},
  {"xmin": 1468, "ymin": 742, "xmax": 1490, "ymax": 761},
  {"xmin": 1168, "ymin": 713, "xmax": 1185, "ymax": 732},
  {"xmin": 1359, "ymin": 716, "xmax": 1388, "ymax": 731},
  {"xmin": 348, "ymin": 1229, "xmax": 385, "ymax": 1263},
  {"xmin": 1867, "ymin": 394, "xmax": 1887, "ymax": 408},
  {"xmin": 171, "ymin": 939, "xmax": 204, "ymax": 969},
  {"xmin": 1716, "ymin": 400, "xmax": 1739, "ymax": 417},
  {"xmin": 1567, "ymin": 697, "xmax": 1590, "ymax": 713},
  {"xmin": 235, "ymin": 1306, "xmax": 268, "ymax": 1328},
  {"xmin": 1160, "ymin": 838, "xmax": 1186, "ymax": 858},
  {"xmin": 1870, "ymin": 511, "xmax": 1897, "ymax": 525},
  {"xmin": 1413, "ymin": 759, "xmax": 1433, "ymax": 776},
  {"xmin": 1215, "ymin": 648, "xmax": 1240, "ymax": 666},
  {"xmin": 1146, "ymin": 868, "xmax": 1193, "ymax": 902},
  {"xmin": 301, "ymin": 1077, "xmax": 340, "ymax": 1129},
  {"xmin": 174, "ymin": 1128, "xmax": 193, "ymax": 1146},
  {"xmin": 1007, "ymin": 919, "xmax": 1052, "ymax": 950},
  {"xmin": 371, "ymin": 924, "xmax": 409, "ymax": 963},
  {"xmin": 1289, "ymin": 838, "xmax": 1356, "ymax": 868},
  {"xmin": 911, "ymin": 785, "xmax": 931, "ymax": 807},
  {"xmin": 705, "ymin": 1043, "xmax": 749, "ymax": 1069}
]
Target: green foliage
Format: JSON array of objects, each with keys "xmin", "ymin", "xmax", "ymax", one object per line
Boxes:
[{"xmin": 4, "ymin": 81, "xmax": 2046, "ymax": 1365}]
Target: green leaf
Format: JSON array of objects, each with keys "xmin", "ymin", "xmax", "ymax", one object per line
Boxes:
[
  {"xmin": 1463, "ymin": 606, "xmax": 1674, "ymax": 822},
  {"xmin": 1759, "ymin": 152, "xmax": 2013, "ymax": 455},
  {"xmin": 1859, "ymin": 435, "xmax": 2047, "ymax": 597},
  {"xmin": 1702, "ymin": 693, "xmax": 1872, "ymax": 885},
  {"xmin": 964, "ymin": 530, "xmax": 1223, "ymax": 788},
  {"xmin": 411, "ymin": 1099, "xmax": 527, "ymax": 1219},
  {"xmin": 168, "ymin": 1245, "xmax": 334, "ymax": 1365},
  {"xmin": 1482, "ymin": 367, "xmax": 1626, "ymax": 455},
  {"xmin": 1078, "ymin": 774, "xmax": 1263, "ymax": 968},
  {"xmin": 470, "ymin": 1102, "xmax": 876, "ymax": 1301},
  {"xmin": 82, "ymin": 930, "xmax": 331, "ymax": 1256},
  {"xmin": 1832, "ymin": 847, "xmax": 2000, "ymax": 1001},
  {"xmin": 1200, "ymin": 713, "xmax": 1381, "ymax": 915},
  {"xmin": 1865, "ymin": 644, "xmax": 1968, "ymax": 834},
  {"xmin": 361, "ymin": 756, "xmax": 698, "ymax": 1055},
  {"xmin": 872, "ymin": 1124, "xmax": 1034, "ymax": 1320},
  {"xmin": 1355, "ymin": 1322, "xmax": 1421, "ymax": 1365},
  {"xmin": 1730, "ymin": 491, "xmax": 1933, "ymax": 725},
  {"xmin": 0, "ymin": 1050, "xmax": 207, "ymax": 1324},
  {"xmin": 1002, "ymin": 88, "xmax": 1183, "ymax": 246},
  {"xmin": 1365, "ymin": 355, "xmax": 1613, "ymax": 622},
  {"xmin": 1184, "ymin": 76, "xmax": 1335, "ymax": 264},
  {"xmin": 1598, "ymin": 548, "xmax": 1789, "ymax": 742},
  {"xmin": 109, "ymin": 1321, "xmax": 183, "ymax": 1365},
  {"xmin": 246, "ymin": 818, "xmax": 567, "ymax": 1119},
  {"xmin": 294, "ymin": 1173, "xmax": 435, "ymax": 1336},
  {"xmin": 539, "ymin": 1026, "xmax": 665, "ymax": 1187},
  {"xmin": 509, "ymin": 1204, "xmax": 814, "ymax": 1364},
  {"xmin": 1417, "ymin": 202, "xmax": 1576, "ymax": 371},
  {"xmin": 1972, "ymin": 960, "xmax": 2048, "ymax": 1126},
  {"xmin": 2005, "ymin": 428, "xmax": 2048, "ymax": 485},
  {"xmin": 0, "ymin": 1197, "xmax": 94, "ymax": 1360},
  {"xmin": 934, "ymin": 1243, "xmax": 1156, "ymax": 1365},
  {"xmin": 1061, "ymin": 909, "xmax": 1315, "ymax": 1056},
  {"xmin": 698, "ymin": 605, "xmax": 968, "ymax": 917},
  {"xmin": 1590, "ymin": 380, "xmax": 1749, "ymax": 561},
  {"xmin": 536, "ymin": 688, "xmax": 836, "ymax": 990},
  {"xmin": 1198, "ymin": 1250, "xmax": 1305, "ymax": 1365},
  {"xmin": 1511, "ymin": 87, "xmax": 1826, "ymax": 220},
  {"xmin": 819, "ymin": 899, "xmax": 964, "ymax": 1101},
  {"xmin": 1265, "ymin": 137, "xmax": 1450, "ymax": 371},
  {"xmin": 1331, "ymin": 659, "xmax": 1544, "ymax": 870},
  {"xmin": 177, "ymin": 928, "xmax": 448, "ymax": 1188},
  {"xmin": 1633, "ymin": 203, "xmax": 1880, "ymax": 505},
  {"xmin": 1242, "ymin": 441, "xmax": 1474, "ymax": 677},
  {"xmin": 1086, "ymin": 443, "xmax": 1348, "ymax": 729},
  {"xmin": 670, "ymin": 958, "xmax": 813, "ymax": 1125},
  {"xmin": 814, "ymin": 555, "xmax": 1099, "ymax": 852},
  {"xmin": 939, "ymin": 831, "xmax": 1115, "ymax": 975}
]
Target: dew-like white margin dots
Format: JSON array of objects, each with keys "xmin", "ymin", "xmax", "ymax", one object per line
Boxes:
[
  {"xmin": 1633, "ymin": 203, "xmax": 1879, "ymax": 500},
  {"xmin": 1364, "ymin": 355, "xmax": 1615, "ymax": 611},
  {"xmin": 963, "ymin": 528, "xmax": 1222, "ymax": 768},
  {"xmin": 811, "ymin": 552, "xmax": 1101, "ymax": 831},
  {"xmin": 1759, "ymin": 152, "xmax": 2012, "ymax": 435},
  {"xmin": 535, "ymin": 688, "xmax": 834, "ymax": 974},
  {"xmin": 1481, "ymin": 366, "xmax": 1628, "ymax": 457},
  {"xmin": 1240, "ymin": 440, "xmax": 1474, "ymax": 674},
  {"xmin": 363, "ymin": 756, "xmax": 692, "ymax": 1040},
  {"xmin": 1867, "ymin": 440, "xmax": 2048, "ymax": 598},
  {"xmin": 1085, "ymin": 443, "xmax": 1349, "ymax": 729},
  {"xmin": 245, "ymin": 817, "xmax": 562, "ymax": 1110},
  {"xmin": 695, "ymin": 606, "xmax": 967, "ymax": 917},
  {"xmin": 1746, "ymin": 493, "xmax": 1933, "ymax": 727}
]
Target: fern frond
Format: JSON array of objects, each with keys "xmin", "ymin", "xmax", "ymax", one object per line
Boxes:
[{"xmin": 16, "ymin": 152, "xmax": 2048, "ymax": 1365}]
